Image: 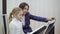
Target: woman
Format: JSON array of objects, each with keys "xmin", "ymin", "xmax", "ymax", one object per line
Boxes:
[{"xmin": 8, "ymin": 7, "xmax": 24, "ymax": 34}]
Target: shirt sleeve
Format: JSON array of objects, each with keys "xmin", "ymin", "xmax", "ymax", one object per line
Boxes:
[{"xmin": 28, "ymin": 13, "xmax": 48, "ymax": 22}]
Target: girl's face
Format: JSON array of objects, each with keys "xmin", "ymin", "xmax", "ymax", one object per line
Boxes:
[{"xmin": 17, "ymin": 10, "xmax": 23, "ymax": 20}]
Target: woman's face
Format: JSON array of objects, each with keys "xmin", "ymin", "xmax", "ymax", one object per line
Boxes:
[
  {"xmin": 17, "ymin": 10, "xmax": 23, "ymax": 20},
  {"xmin": 22, "ymin": 6, "xmax": 29, "ymax": 15}
]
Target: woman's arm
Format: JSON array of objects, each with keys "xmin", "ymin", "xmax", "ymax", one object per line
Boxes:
[
  {"xmin": 28, "ymin": 13, "xmax": 48, "ymax": 22},
  {"xmin": 28, "ymin": 13, "xmax": 55, "ymax": 22}
]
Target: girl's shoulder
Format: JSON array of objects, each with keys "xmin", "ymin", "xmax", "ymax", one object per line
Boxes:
[{"xmin": 9, "ymin": 19, "xmax": 16, "ymax": 26}]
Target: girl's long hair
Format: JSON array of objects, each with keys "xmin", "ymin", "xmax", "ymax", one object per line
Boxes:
[{"xmin": 8, "ymin": 7, "xmax": 22, "ymax": 23}]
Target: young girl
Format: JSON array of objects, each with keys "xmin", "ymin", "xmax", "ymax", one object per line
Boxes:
[{"xmin": 8, "ymin": 7, "xmax": 24, "ymax": 34}]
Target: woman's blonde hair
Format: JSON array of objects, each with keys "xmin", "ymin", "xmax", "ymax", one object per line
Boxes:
[{"xmin": 8, "ymin": 7, "xmax": 22, "ymax": 23}]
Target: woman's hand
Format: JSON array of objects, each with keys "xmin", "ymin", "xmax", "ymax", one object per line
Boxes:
[{"xmin": 47, "ymin": 17, "xmax": 56, "ymax": 21}]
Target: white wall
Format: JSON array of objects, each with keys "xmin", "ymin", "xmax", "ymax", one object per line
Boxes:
[
  {"xmin": 0, "ymin": 0, "xmax": 2, "ymax": 14},
  {"xmin": 7, "ymin": 0, "xmax": 60, "ymax": 34},
  {"xmin": 0, "ymin": 0, "xmax": 4, "ymax": 34}
]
